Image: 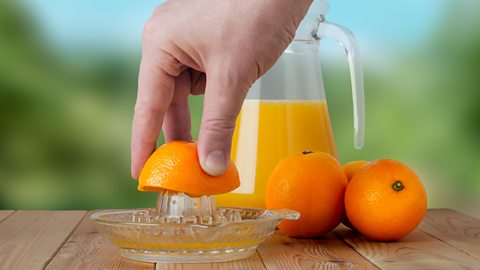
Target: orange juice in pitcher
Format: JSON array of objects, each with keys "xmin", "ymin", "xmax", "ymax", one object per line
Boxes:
[
  {"xmin": 216, "ymin": 0, "xmax": 365, "ymax": 208},
  {"xmin": 216, "ymin": 100, "xmax": 337, "ymax": 208}
]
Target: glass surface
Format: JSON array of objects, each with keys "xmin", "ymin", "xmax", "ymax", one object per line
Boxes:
[
  {"xmin": 247, "ymin": 41, "xmax": 325, "ymax": 101},
  {"xmin": 91, "ymin": 208, "xmax": 299, "ymax": 263},
  {"xmin": 216, "ymin": 99, "xmax": 336, "ymax": 208}
]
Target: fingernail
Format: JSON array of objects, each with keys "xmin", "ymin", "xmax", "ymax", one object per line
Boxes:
[{"xmin": 204, "ymin": 151, "xmax": 227, "ymax": 176}]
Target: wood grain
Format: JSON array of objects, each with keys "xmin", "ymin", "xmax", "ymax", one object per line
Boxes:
[
  {"xmin": 0, "ymin": 210, "xmax": 86, "ymax": 270},
  {"xmin": 420, "ymin": 208, "xmax": 480, "ymax": 260},
  {"xmin": 3, "ymin": 209, "xmax": 480, "ymax": 269},
  {"xmin": 334, "ymin": 225, "xmax": 480, "ymax": 270},
  {"xmin": 256, "ymin": 230, "xmax": 377, "ymax": 270},
  {"xmin": 155, "ymin": 252, "xmax": 265, "ymax": 270},
  {"xmin": 0, "ymin": 210, "xmax": 15, "ymax": 222},
  {"xmin": 45, "ymin": 210, "xmax": 154, "ymax": 270}
]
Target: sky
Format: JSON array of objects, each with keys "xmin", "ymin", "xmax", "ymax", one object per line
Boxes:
[{"xmin": 24, "ymin": 0, "xmax": 445, "ymax": 58}]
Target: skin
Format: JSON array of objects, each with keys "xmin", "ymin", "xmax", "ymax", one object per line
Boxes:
[{"xmin": 131, "ymin": 0, "xmax": 312, "ymax": 178}]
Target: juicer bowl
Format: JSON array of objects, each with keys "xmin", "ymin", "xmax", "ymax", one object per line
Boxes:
[{"xmin": 91, "ymin": 207, "xmax": 299, "ymax": 263}]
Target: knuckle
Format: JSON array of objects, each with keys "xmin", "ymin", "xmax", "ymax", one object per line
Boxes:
[
  {"xmin": 143, "ymin": 8, "xmax": 169, "ymax": 41},
  {"xmin": 142, "ymin": 17, "xmax": 182, "ymax": 77},
  {"xmin": 157, "ymin": 50, "xmax": 183, "ymax": 76},
  {"xmin": 152, "ymin": 4, "xmax": 167, "ymax": 16},
  {"xmin": 203, "ymin": 118, "xmax": 236, "ymax": 134},
  {"xmin": 142, "ymin": 18, "xmax": 158, "ymax": 40},
  {"xmin": 215, "ymin": 62, "xmax": 254, "ymax": 95},
  {"xmin": 134, "ymin": 99, "xmax": 168, "ymax": 116}
]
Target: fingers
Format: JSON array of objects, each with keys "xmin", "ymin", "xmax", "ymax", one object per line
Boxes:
[
  {"xmin": 197, "ymin": 69, "xmax": 250, "ymax": 176},
  {"xmin": 162, "ymin": 70, "xmax": 192, "ymax": 142},
  {"xmin": 189, "ymin": 69, "xmax": 206, "ymax": 95},
  {"xmin": 131, "ymin": 55, "xmax": 175, "ymax": 179}
]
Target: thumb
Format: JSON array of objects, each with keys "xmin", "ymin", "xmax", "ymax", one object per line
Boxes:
[{"xmin": 198, "ymin": 70, "xmax": 250, "ymax": 176}]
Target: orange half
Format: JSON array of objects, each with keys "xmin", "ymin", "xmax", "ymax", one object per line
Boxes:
[{"xmin": 138, "ymin": 141, "xmax": 240, "ymax": 196}]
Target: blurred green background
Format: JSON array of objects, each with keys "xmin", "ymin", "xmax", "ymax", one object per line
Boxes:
[{"xmin": 0, "ymin": 0, "xmax": 479, "ymax": 216}]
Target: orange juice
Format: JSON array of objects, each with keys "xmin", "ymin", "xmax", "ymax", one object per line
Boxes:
[{"xmin": 216, "ymin": 99, "xmax": 337, "ymax": 208}]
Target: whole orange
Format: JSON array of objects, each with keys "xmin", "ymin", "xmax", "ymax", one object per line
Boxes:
[
  {"xmin": 345, "ymin": 159, "xmax": 427, "ymax": 241},
  {"xmin": 343, "ymin": 160, "xmax": 369, "ymax": 181},
  {"xmin": 341, "ymin": 160, "xmax": 369, "ymax": 228},
  {"xmin": 138, "ymin": 141, "xmax": 240, "ymax": 196},
  {"xmin": 265, "ymin": 150, "xmax": 348, "ymax": 238}
]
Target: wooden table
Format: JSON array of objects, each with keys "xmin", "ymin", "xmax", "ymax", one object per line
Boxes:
[{"xmin": 1, "ymin": 209, "xmax": 479, "ymax": 270}]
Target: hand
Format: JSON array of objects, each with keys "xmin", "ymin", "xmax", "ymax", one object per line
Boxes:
[{"xmin": 131, "ymin": 0, "xmax": 312, "ymax": 178}]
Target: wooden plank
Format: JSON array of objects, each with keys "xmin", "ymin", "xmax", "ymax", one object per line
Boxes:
[
  {"xmin": 468, "ymin": 208, "xmax": 480, "ymax": 219},
  {"xmin": 256, "ymin": 230, "xmax": 378, "ymax": 270},
  {"xmin": 420, "ymin": 208, "xmax": 480, "ymax": 260},
  {"xmin": 155, "ymin": 252, "xmax": 265, "ymax": 270},
  {"xmin": 0, "ymin": 210, "xmax": 15, "ymax": 222},
  {"xmin": 0, "ymin": 210, "xmax": 86, "ymax": 270},
  {"xmin": 45, "ymin": 210, "xmax": 154, "ymax": 270},
  {"xmin": 334, "ymin": 225, "xmax": 480, "ymax": 269}
]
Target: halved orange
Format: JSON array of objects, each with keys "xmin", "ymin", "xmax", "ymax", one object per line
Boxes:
[{"xmin": 138, "ymin": 141, "xmax": 240, "ymax": 196}]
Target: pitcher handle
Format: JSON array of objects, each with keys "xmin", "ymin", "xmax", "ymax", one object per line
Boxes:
[{"xmin": 314, "ymin": 19, "xmax": 365, "ymax": 149}]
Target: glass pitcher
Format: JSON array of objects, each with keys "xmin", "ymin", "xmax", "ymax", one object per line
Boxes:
[{"xmin": 216, "ymin": 0, "xmax": 365, "ymax": 208}]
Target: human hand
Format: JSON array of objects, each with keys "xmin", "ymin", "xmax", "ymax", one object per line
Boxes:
[{"xmin": 131, "ymin": 0, "xmax": 312, "ymax": 178}]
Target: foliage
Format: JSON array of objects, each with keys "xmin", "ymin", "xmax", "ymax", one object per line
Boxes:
[{"xmin": 0, "ymin": 1, "xmax": 479, "ymax": 212}]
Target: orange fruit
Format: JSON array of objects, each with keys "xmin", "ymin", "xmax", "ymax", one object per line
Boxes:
[
  {"xmin": 343, "ymin": 160, "xmax": 369, "ymax": 181},
  {"xmin": 265, "ymin": 150, "xmax": 348, "ymax": 238},
  {"xmin": 345, "ymin": 159, "xmax": 427, "ymax": 241},
  {"xmin": 341, "ymin": 160, "xmax": 369, "ymax": 228},
  {"xmin": 138, "ymin": 141, "xmax": 240, "ymax": 196}
]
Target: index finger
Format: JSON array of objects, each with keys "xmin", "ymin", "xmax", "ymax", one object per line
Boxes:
[{"xmin": 131, "ymin": 56, "xmax": 175, "ymax": 179}]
